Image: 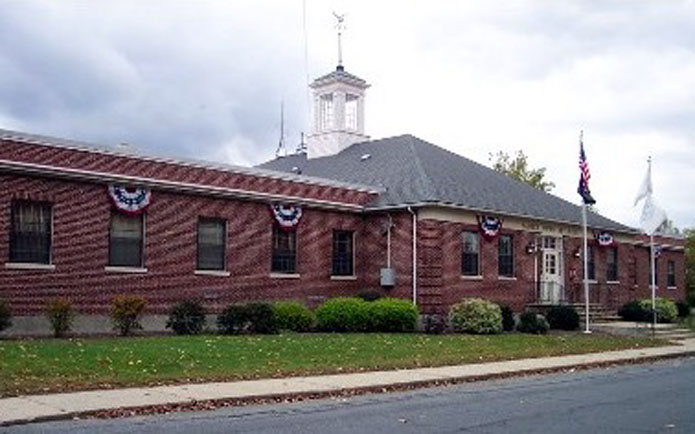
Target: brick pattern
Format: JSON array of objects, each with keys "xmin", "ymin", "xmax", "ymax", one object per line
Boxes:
[{"xmin": 0, "ymin": 139, "xmax": 377, "ymax": 207}]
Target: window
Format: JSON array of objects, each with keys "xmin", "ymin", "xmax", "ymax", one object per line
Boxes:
[
  {"xmin": 272, "ymin": 225, "xmax": 296, "ymax": 274},
  {"xmin": 332, "ymin": 230, "xmax": 354, "ymax": 276},
  {"xmin": 197, "ymin": 218, "xmax": 226, "ymax": 271},
  {"xmin": 345, "ymin": 94, "xmax": 358, "ymax": 130},
  {"xmin": 585, "ymin": 245, "xmax": 596, "ymax": 281},
  {"xmin": 320, "ymin": 93, "xmax": 334, "ymax": 130},
  {"xmin": 667, "ymin": 260, "xmax": 676, "ymax": 287},
  {"xmin": 606, "ymin": 247, "xmax": 618, "ymax": 281},
  {"xmin": 109, "ymin": 212, "xmax": 144, "ymax": 267},
  {"xmin": 461, "ymin": 231, "xmax": 480, "ymax": 276},
  {"xmin": 10, "ymin": 200, "xmax": 52, "ymax": 264},
  {"xmin": 498, "ymin": 235, "xmax": 514, "ymax": 277}
]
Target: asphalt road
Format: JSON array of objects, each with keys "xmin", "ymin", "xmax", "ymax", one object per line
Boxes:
[{"xmin": 5, "ymin": 358, "xmax": 695, "ymax": 434}]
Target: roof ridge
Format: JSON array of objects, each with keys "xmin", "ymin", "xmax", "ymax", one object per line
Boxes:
[{"xmin": 406, "ymin": 135, "xmax": 439, "ymax": 201}]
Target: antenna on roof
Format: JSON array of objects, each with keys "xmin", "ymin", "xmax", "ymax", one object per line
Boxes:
[
  {"xmin": 333, "ymin": 11, "xmax": 345, "ymax": 70},
  {"xmin": 275, "ymin": 101, "xmax": 286, "ymax": 158},
  {"xmin": 296, "ymin": 132, "xmax": 307, "ymax": 154}
]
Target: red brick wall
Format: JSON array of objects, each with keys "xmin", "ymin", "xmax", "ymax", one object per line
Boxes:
[
  {"xmin": 0, "ymin": 139, "xmax": 377, "ymax": 206},
  {"xmin": 1, "ymin": 173, "xmax": 393, "ymax": 315}
]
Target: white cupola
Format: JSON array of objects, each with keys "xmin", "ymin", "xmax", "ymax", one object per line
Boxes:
[{"xmin": 306, "ymin": 65, "xmax": 370, "ymax": 159}]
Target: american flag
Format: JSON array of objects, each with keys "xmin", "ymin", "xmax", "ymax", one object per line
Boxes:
[{"xmin": 577, "ymin": 134, "xmax": 596, "ymax": 205}]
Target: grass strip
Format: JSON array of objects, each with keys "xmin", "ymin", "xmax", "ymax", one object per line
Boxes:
[{"xmin": 0, "ymin": 333, "xmax": 665, "ymax": 397}]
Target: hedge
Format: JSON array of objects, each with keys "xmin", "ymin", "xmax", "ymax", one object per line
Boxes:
[
  {"xmin": 448, "ymin": 298, "xmax": 502, "ymax": 334},
  {"xmin": 315, "ymin": 297, "xmax": 417, "ymax": 332}
]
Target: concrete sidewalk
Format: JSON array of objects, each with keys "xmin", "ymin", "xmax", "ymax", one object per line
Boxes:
[{"xmin": 2, "ymin": 338, "xmax": 695, "ymax": 426}]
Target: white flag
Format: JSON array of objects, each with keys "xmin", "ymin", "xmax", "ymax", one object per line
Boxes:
[
  {"xmin": 634, "ymin": 163, "xmax": 652, "ymax": 206},
  {"xmin": 639, "ymin": 195, "xmax": 667, "ymax": 236}
]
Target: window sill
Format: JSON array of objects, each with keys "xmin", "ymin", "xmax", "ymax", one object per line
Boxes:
[
  {"xmin": 668, "ymin": 286, "xmax": 677, "ymax": 290},
  {"xmin": 584, "ymin": 280, "xmax": 598, "ymax": 284},
  {"xmin": 4, "ymin": 262, "xmax": 55, "ymax": 271},
  {"xmin": 498, "ymin": 276, "xmax": 516, "ymax": 281},
  {"xmin": 461, "ymin": 275, "xmax": 483, "ymax": 281},
  {"xmin": 607, "ymin": 281, "xmax": 621, "ymax": 285},
  {"xmin": 269, "ymin": 273, "xmax": 300, "ymax": 279},
  {"xmin": 195, "ymin": 270, "xmax": 230, "ymax": 277},
  {"xmin": 105, "ymin": 266, "xmax": 148, "ymax": 274},
  {"xmin": 331, "ymin": 275, "xmax": 357, "ymax": 281}
]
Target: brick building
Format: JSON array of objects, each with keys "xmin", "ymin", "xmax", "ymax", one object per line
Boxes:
[{"xmin": 0, "ymin": 65, "xmax": 685, "ymax": 335}]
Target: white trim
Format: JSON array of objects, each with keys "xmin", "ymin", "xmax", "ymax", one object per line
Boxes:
[
  {"xmin": 330, "ymin": 275, "xmax": 357, "ymax": 280},
  {"xmin": 269, "ymin": 273, "xmax": 301, "ymax": 279},
  {"xmin": 104, "ymin": 266, "xmax": 148, "ymax": 274},
  {"xmin": 368, "ymin": 202, "xmax": 639, "ymax": 235},
  {"xmin": 0, "ymin": 160, "xmax": 367, "ymax": 212},
  {"xmin": 667, "ymin": 286, "xmax": 677, "ymax": 290},
  {"xmin": 585, "ymin": 279, "xmax": 598, "ymax": 284},
  {"xmin": 4, "ymin": 262, "xmax": 55, "ymax": 271},
  {"xmin": 461, "ymin": 275, "xmax": 483, "ymax": 280},
  {"xmin": 607, "ymin": 280, "xmax": 621, "ymax": 285},
  {"xmin": 498, "ymin": 276, "xmax": 517, "ymax": 281},
  {"xmin": 194, "ymin": 270, "xmax": 230, "ymax": 277},
  {"xmin": 0, "ymin": 129, "xmax": 383, "ymax": 193}
]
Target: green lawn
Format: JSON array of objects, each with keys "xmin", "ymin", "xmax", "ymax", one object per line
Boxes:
[{"xmin": 0, "ymin": 333, "xmax": 665, "ymax": 397}]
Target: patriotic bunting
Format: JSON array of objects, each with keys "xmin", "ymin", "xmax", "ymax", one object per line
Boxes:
[
  {"xmin": 596, "ymin": 231, "xmax": 615, "ymax": 247},
  {"xmin": 477, "ymin": 215, "xmax": 502, "ymax": 241},
  {"xmin": 108, "ymin": 185, "xmax": 151, "ymax": 215},
  {"xmin": 270, "ymin": 204, "xmax": 303, "ymax": 230}
]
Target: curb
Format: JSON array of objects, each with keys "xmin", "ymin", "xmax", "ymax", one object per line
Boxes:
[{"xmin": 3, "ymin": 350, "xmax": 694, "ymax": 427}]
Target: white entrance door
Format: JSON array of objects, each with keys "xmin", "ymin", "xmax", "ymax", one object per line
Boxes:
[{"xmin": 540, "ymin": 237, "xmax": 564, "ymax": 304}]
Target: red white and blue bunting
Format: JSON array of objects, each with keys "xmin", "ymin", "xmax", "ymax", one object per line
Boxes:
[
  {"xmin": 477, "ymin": 215, "xmax": 502, "ymax": 241},
  {"xmin": 596, "ymin": 231, "xmax": 615, "ymax": 247},
  {"xmin": 108, "ymin": 185, "xmax": 151, "ymax": 215},
  {"xmin": 270, "ymin": 204, "xmax": 303, "ymax": 230}
]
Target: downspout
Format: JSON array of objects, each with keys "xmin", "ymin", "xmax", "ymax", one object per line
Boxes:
[
  {"xmin": 386, "ymin": 213, "xmax": 393, "ymax": 268},
  {"xmin": 407, "ymin": 206, "xmax": 417, "ymax": 306}
]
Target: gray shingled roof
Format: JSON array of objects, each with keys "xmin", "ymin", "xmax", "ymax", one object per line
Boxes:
[{"xmin": 258, "ymin": 134, "xmax": 635, "ymax": 233}]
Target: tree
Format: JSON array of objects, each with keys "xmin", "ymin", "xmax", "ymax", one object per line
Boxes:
[
  {"xmin": 684, "ymin": 228, "xmax": 695, "ymax": 305},
  {"xmin": 489, "ymin": 150, "xmax": 555, "ymax": 192}
]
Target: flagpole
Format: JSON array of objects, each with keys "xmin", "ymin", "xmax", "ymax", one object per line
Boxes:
[
  {"xmin": 650, "ymin": 234, "xmax": 656, "ymax": 334},
  {"xmin": 582, "ymin": 202, "xmax": 591, "ymax": 333}
]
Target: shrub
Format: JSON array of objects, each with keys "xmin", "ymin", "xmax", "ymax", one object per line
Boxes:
[
  {"xmin": 517, "ymin": 312, "xmax": 549, "ymax": 334},
  {"xmin": 365, "ymin": 298, "xmax": 418, "ymax": 332},
  {"xmin": 356, "ymin": 290, "xmax": 383, "ymax": 302},
  {"xmin": 273, "ymin": 301, "xmax": 315, "ymax": 332},
  {"xmin": 45, "ymin": 298, "xmax": 75, "ymax": 338},
  {"xmin": 422, "ymin": 314, "xmax": 447, "ymax": 334},
  {"xmin": 316, "ymin": 297, "xmax": 370, "ymax": 332},
  {"xmin": 111, "ymin": 295, "xmax": 147, "ymax": 336},
  {"xmin": 217, "ymin": 302, "xmax": 278, "ymax": 334},
  {"xmin": 546, "ymin": 305, "xmax": 580, "ymax": 331},
  {"xmin": 0, "ymin": 299, "xmax": 11, "ymax": 333},
  {"xmin": 618, "ymin": 300, "xmax": 649, "ymax": 322},
  {"xmin": 448, "ymin": 298, "xmax": 502, "ymax": 334},
  {"xmin": 166, "ymin": 300, "xmax": 206, "ymax": 335},
  {"xmin": 217, "ymin": 304, "xmax": 248, "ymax": 334},
  {"xmin": 676, "ymin": 301, "xmax": 691, "ymax": 319},
  {"xmin": 638, "ymin": 298, "xmax": 678, "ymax": 323},
  {"xmin": 499, "ymin": 305, "xmax": 515, "ymax": 332}
]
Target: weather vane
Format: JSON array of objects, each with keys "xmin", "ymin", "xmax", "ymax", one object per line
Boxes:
[{"xmin": 333, "ymin": 11, "xmax": 345, "ymax": 68}]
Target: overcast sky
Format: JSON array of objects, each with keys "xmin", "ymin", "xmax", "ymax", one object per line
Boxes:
[{"xmin": 1, "ymin": 0, "xmax": 693, "ymax": 229}]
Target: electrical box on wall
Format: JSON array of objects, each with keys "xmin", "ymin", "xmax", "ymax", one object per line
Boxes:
[{"xmin": 380, "ymin": 268, "xmax": 395, "ymax": 287}]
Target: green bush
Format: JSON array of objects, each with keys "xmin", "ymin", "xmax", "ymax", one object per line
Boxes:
[
  {"xmin": 273, "ymin": 301, "xmax": 315, "ymax": 332},
  {"xmin": 618, "ymin": 300, "xmax": 649, "ymax": 322},
  {"xmin": 0, "ymin": 299, "xmax": 12, "ymax": 333},
  {"xmin": 499, "ymin": 305, "xmax": 515, "ymax": 332},
  {"xmin": 546, "ymin": 305, "xmax": 580, "ymax": 331},
  {"xmin": 217, "ymin": 304, "xmax": 248, "ymax": 334},
  {"xmin": 166, "ymin": 300, "xmax": 207, "ymax": 335},
  {"xmin": 517, "ymin": 312, "xmax": 549, "ymax": 334},
  {"xmin": 365, "ymin": 298, "xmax": 418, "ymax": 332},
  {"xmin": 217, "ymin": 302, "xmax": 277, "ymax": 334},
  {"xmin": 45, "ymin": 298, "xmax": 75, "ymax": 338},
  {"xmin": 111, "ymin": 295, "xmax": 147, "ymax": 336},
  {"xmin": 638, "ymin": 298, "xmax": 678, "ymax": 323},
  {"xmin": 316, "ymin": 297, "xmax": 370, "ymax": 332},
  {"xmin": 676, "ymin": 301, "xmax": 691, "ymax": 318},
  {"xmin": 356, "ymin": 290, "xmax": 383, "ymax": 302},
  {"xmin": 448, "ymin": 298, "xmax": 502, "ymax": 334}
]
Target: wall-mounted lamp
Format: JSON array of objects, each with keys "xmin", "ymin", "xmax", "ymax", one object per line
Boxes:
[
  {"xmin": 573, "ymin": 247, "xmax": 582, "ymax": 258},
  {"xmin": 525, "ymin": 243, "xmax": 536, "ymax": 254}
]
